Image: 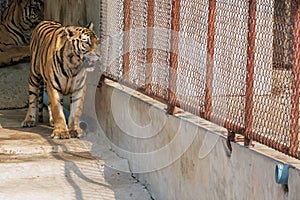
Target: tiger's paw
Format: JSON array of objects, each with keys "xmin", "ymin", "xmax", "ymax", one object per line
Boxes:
[
  {"xmin": 51, "ymin": 129, "xmax": 70, "ymax": 139},
  {"xmin": 49, "ymin": 120, "xmax": 54, "ymax": 127},
  {"xmin": 21, "ymin": 119, "xmax": 36, "ymax": 127},
  {"xmin": 69, "ymin": 129, "xmax": 83, "ymax": 138}
]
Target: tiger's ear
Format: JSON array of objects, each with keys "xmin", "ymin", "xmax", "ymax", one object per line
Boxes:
[
  {"xmin": 86, "ymin": 22, "xmax": 94, "ymax": 30},
  {"xmin": 65, "ymin": 27, "xmax": 75, "ymax": 40}
]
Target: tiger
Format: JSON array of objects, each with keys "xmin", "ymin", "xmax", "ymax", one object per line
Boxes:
[
  {"xmin": 22, "ymin": 20, "xmax": 100, "ymax": 139},
  {"xmin": 0, "ymin": 0, "xmax": 44, "ymax": 67}
]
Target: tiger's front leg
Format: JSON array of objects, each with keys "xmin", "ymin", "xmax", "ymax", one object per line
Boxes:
[
  {"xmin": 22, "ymin": 81, "xmax": 40, "ymax": 127},
  {"xmin": 47, "ymin": 85, "xmax": 69, "ymax": 139},
  {"xmin": 68, "ymin": 84, "xmax": 87, "ymax": 138},
  {"xmin": 22, "ymin": 72, "xmax": 44, "ymax": 127}
]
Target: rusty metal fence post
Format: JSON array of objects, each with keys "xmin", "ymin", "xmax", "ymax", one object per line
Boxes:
[
  {"xmin": 167, "ymin": 0, "xmax": 180, "ymax": 114},
  {"xmin": 204, "ymin": 0, "xmax": 216, "ymax": 121},
  {"xmin": 290, "ymin": 0, "xmax": 300, "ymax": 157},
  {"xmin": 244, "ymin": 0, "xmax": 256, "ymax": 147},
  {"xmin": 123, "ymin": 0, "xmax": 131, "ymax": 82}
]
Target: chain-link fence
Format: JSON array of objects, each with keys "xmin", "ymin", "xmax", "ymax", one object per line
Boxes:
[{"xmin": 99, "ymin": 0, "xmax": 300, "ymax": 159}]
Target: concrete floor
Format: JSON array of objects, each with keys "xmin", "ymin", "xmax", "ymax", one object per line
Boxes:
[{"xmin": 0, "ymin": 109, "xmax": 152, "ymax": 200}]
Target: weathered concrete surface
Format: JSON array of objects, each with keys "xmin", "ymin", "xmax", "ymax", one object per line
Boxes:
[
  {"xmin": 95, "ymin": 79, "xmax": 300, "ymax": 200},
  {"xmin": 0, "ymin": 63, "xmax": 30, "ymax": 109},
  {"xmin": 0, "ymin": 109, "xmax": 152, "ymax": 200}
]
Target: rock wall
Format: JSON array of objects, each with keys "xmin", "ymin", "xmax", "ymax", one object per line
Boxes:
[{"xmin": 44, "ymin": 0, "xmax": 100, "ymax": 35}]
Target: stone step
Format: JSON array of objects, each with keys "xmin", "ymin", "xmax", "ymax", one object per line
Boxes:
[
  {"xmin": 0, "ymin": 152, "xmax": 102, "ymax": 179},
  {"xmin": 0, "ymin": 138, "xmax": 92, "ymax": 155},
  {"xmin": 0, "ymin": 127, "xmax": 92, "ymax": 155},
  {"xmin": 0, "ymin": 175, "xmax": 149, "ymax": 200}
]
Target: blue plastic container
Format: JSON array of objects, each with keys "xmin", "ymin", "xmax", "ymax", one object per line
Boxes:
[
  {"xmin": 275, "ymin": 163, "xmax": 289, "ymax": 184},
  {"xmin": 43, "ymin": 91, "xmax": 88, "ymax": 131}
]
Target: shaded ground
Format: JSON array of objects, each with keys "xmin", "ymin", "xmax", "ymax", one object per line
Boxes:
[{"xmin": 0, "ymin": 63, "xmax": 29, "ymax": 109}]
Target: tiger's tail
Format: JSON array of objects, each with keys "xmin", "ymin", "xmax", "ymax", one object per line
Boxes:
[{"xmin": 37, "ymin": 83, "xmax": 44, "ymax": 123}]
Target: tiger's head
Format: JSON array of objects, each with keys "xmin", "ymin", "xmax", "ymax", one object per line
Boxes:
[
  {"xmin": 19, "ymin": 0, "xmax": 44, "ymax": 28},
  {"xmin": 65, "ymin": 23, "xmax": 100, "ymax": 72}
]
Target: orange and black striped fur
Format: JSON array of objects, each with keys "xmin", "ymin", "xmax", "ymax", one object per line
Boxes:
[
  {"xmin": 22, "ymin": 21, "xmax": 99, "ymax": 139},
  {"xmin": 0, "ymin": 0, "xmax": 44, "ymax": 67}
]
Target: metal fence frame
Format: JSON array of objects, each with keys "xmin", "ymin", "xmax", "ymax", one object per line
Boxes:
[{"xmin": 100, "ymin": 0, "xmax": 300, "ymax": 159}]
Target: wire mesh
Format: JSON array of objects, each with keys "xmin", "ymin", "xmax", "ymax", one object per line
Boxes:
[
  {"xmin": 101, "ymin": 0, "xmax": 124, "ymax": 81},
  {"xmin": 176, "ymin": 0, "xmax": 208, "ymax": 116},
  {"xmin": 150, "ymin": 0, "xmax": 172, "ymax": 100},
  {"xmin": 99, "ymin": 0, "xmax": 300, "ymax": 159},
  {"xmin": 213, "ymin": 0, "xmax": 248, "ymax": 130},
  {"xmin": 126, "ymin": 0, "xmax": 148, "ymax": 88},
  {"xmin": 251, "ymin": 0, "xmax": 292, "ymax": 150}
]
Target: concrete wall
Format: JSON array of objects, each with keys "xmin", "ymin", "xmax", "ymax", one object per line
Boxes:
[{"xmin": 95, "ymin": 79, "xmax": 300, "ymax": 200}]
